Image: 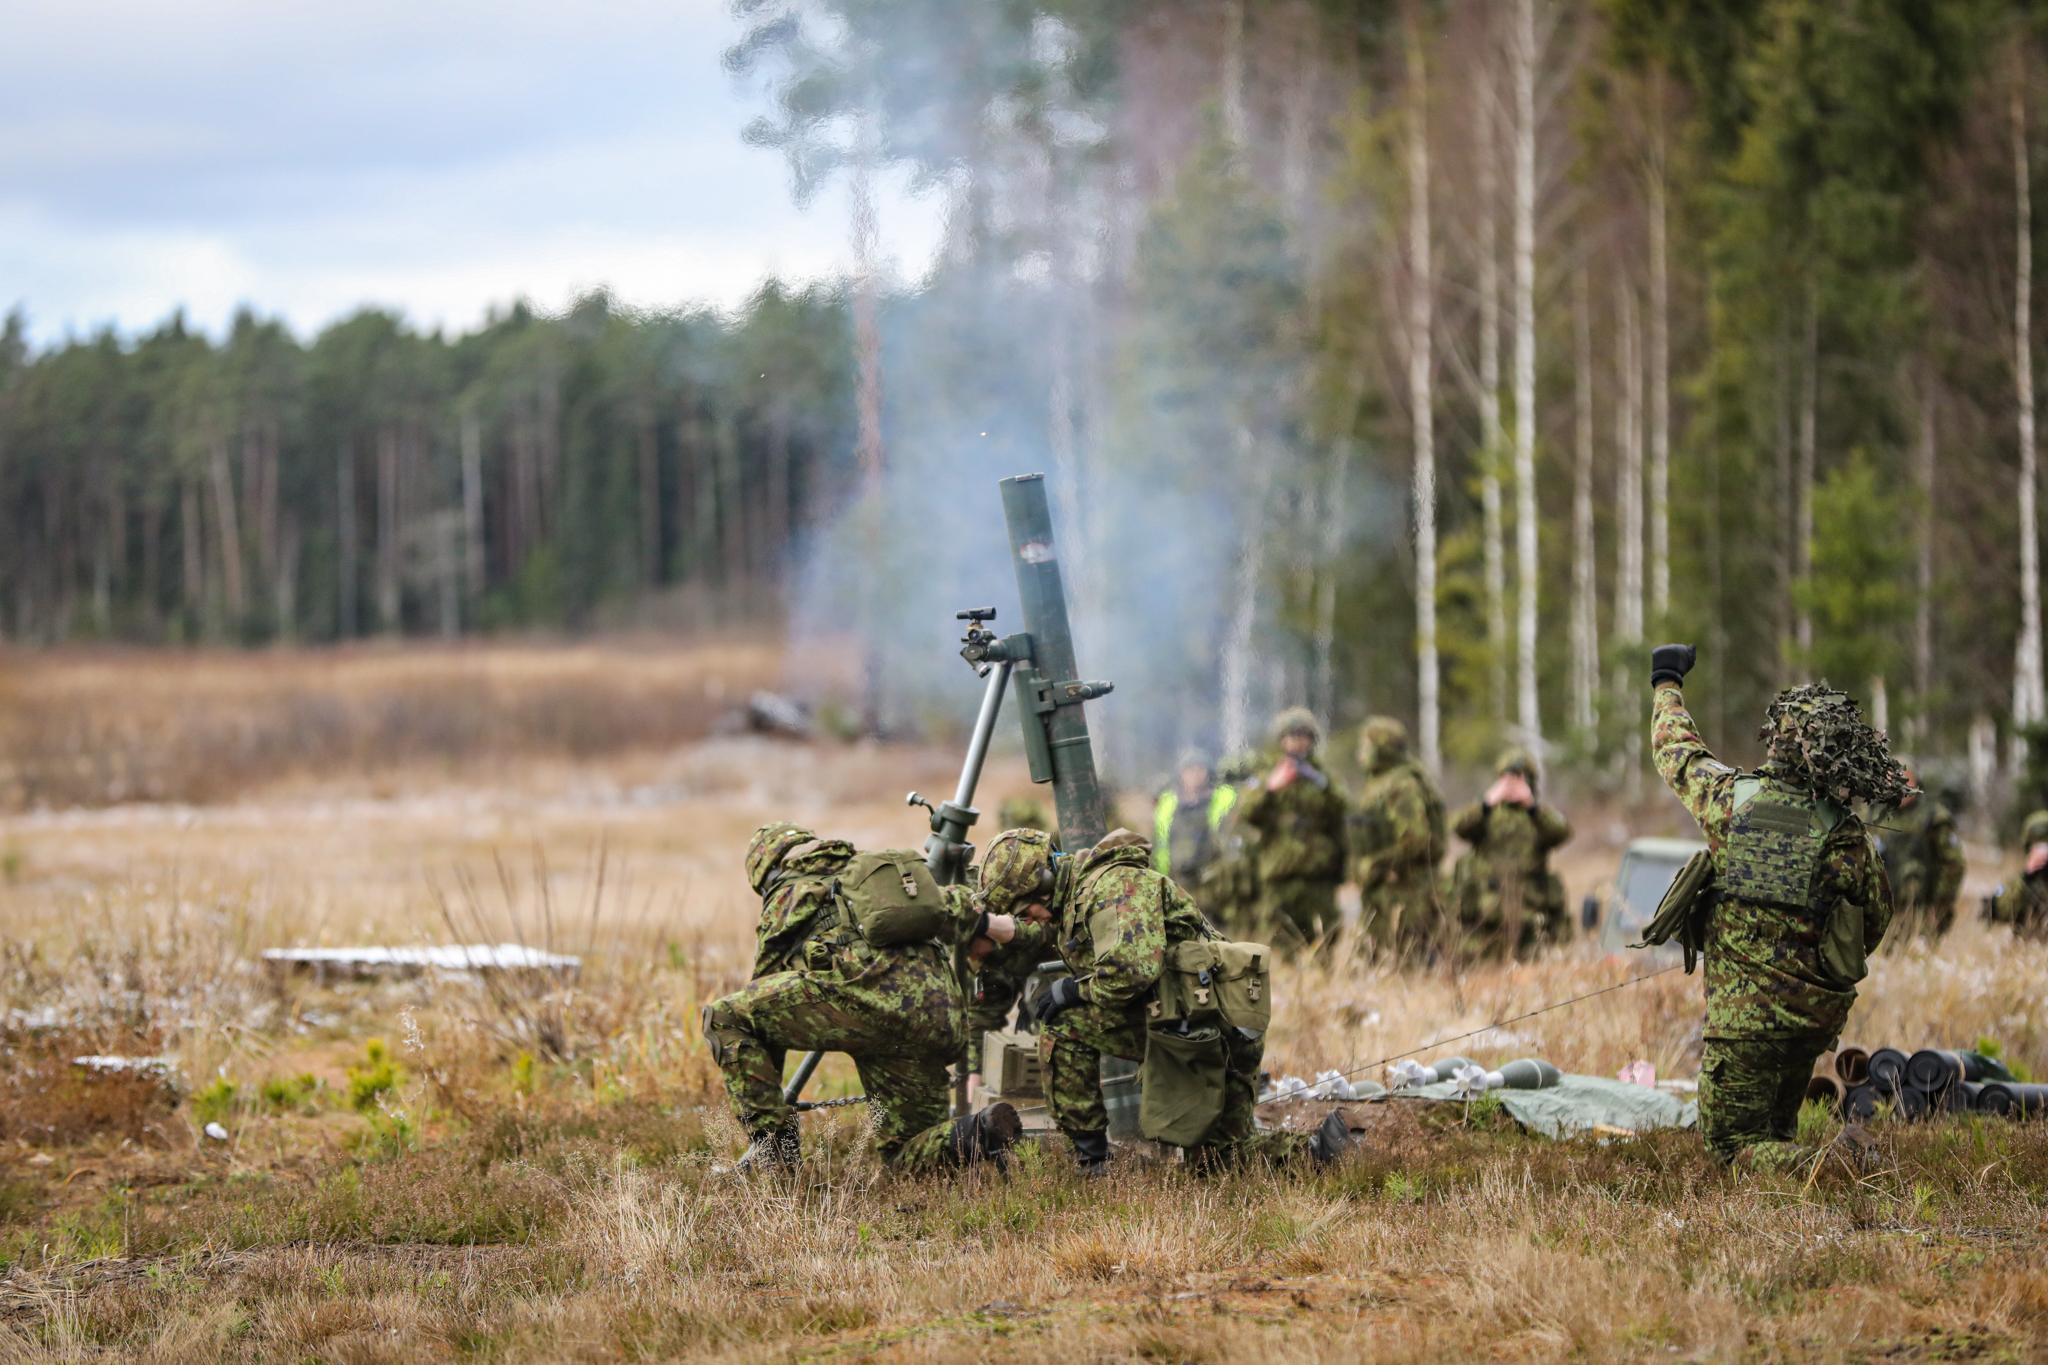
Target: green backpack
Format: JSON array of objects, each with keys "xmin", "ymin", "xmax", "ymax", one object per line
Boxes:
[{"xmin": 832, "ymin": 850, "xmax": 949, "ymax": 947}]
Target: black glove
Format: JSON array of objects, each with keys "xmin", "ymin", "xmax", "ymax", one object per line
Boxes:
[
  {"xmin": 1649, "ymin": 643, "xmax": 1697, "ymax": 689},
  {"xmin": 1033, "ymin": 976, "xmax": 1082, "ymax": 1025}
]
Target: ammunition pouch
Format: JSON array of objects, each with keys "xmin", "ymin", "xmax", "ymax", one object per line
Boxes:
[
  {"xmin": 1818, "ymin": 894, "xmax": 1868, "ymax": 993},
  {"xmin": 1146, "ymin": 939, "xmax": 1271, "ymax": 1033},
  {"xmin": 1139, "ymin": 1021, "xmax": 1229, "ymax": 1147},
  {"xmin": 1637, "ymin": 848, "xmax": 1716, "ymax": 974},
  {"xmin": 832, "ymin": 850, "xmax": 949, "ymax": 948}
]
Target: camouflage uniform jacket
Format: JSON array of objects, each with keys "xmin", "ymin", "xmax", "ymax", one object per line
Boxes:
[
  {"xmin": 1653, "ymin": 684, "xmax": 1890, "ymax": 1040},
  {"xmin": 1875, "ymin": 798, "xmax": 1966, "ymax": 920},
  {"xmin": 753, "ymin": 843, "xmax": 982, "ymax": 981},
  {"xmin": 1985, "ymin": 871, "xmax": 2048, "ymax": 941},
  {"xmin": 1052, "ymin": 838, "xmax": 1222, "ymax": 1014},
  {"xmin": 1235, "ymin": 758, "xmax": 1348, "ymax": 888},
  {"xmin": 1353, "ymin": 759, "xmax": 1446, "ymax": 889}
]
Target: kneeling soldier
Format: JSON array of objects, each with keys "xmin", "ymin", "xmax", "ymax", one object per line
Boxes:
[
  {"xmin": 975, "ymin": 826, "xmax": 1356, "ymax": 1174},
  {"xmin": 702, "ymin": 823, "xmax": 1023, "ymax": 1172}
]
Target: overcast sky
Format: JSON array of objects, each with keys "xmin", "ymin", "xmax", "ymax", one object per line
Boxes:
[{"xmin": 0, "ymin": 0, "xmax": 944, "ymax": 347}]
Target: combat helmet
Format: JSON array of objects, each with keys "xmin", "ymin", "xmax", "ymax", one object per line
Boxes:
[
  {"xmin": 1175, "ymin": 746, "xmax": 1215, "ymax": 777},
  {"xmin": 1358, "ymin": 716, "xmax": 1410, "ymax": 770},
  {"xmin": 978, "ymin": 828, "xmax": 1059, "ymax": 917},
  {"xmin": 1271, "ymin": 707, "xmax": 1321, "ymax": 747},
  {"xmin": 746, "ymin": 822, "xmax": 817, "ymax": 896},
  {"xmin": 1758, "ymin": 683, "xmax": 1909, "ymax": 803},
  {"xmin": 1495, "ymin": 745, "xmax": 1539, "ymax": 784},
  {"xmin": 2023, "ymin": 809, "xmax": 2048, "ymax": 846}
]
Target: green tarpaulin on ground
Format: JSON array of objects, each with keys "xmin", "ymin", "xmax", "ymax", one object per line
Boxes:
[{"xmin": 1391, "ymin": 1075, "xmax": 1698, "ymax": 1139}]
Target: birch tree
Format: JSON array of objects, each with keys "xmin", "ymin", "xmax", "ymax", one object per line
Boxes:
[
  {"xmin": 1647, "ymin": 93, "xmax": 1671, "ymax": 627},
  {"xmin": 1615, "ymin": 278, "xmax": 1644, "ymax": 795},
  {"xmin": 1510, "ymin": 0, "xmax": 1541, "ymax": 747},
  {"xmin": 1476, "ymin": 59, "xmax": 1507, "ymax": 730},
  {"xmin": 2014, "ymin": 63, "xmax": 2045, "ymax": 750},
  {"xmin": 1571, "ymin": 265, "xmax": 1597, "ymax": 739},
  {"xmin": 1407, "ymin": 9, "xmax": 1440, "ymax": 775}
]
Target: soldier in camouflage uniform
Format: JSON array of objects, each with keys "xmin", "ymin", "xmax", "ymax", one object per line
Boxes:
[
  {"xmin": 702, "ymin": 823, "xmax": 1023, "ymax": 1173},
  {"xmin": 1875, "ymin": 758, "xmax": 1967, "ymax": 937},
  {"xmin": 1984, "ymin": 809, "xmax": 2048, "ymax": 941},
  {"xmin": 1447, "ymin": 748, "xmax": 1573, "ymax": 961},
  {"xmin": 976, "ymin": 826, "xmax": 1354, "ymax": 1174},
  {"xmin": 1233, "ymin": 708, "xmax": 1349, "ymax": 951},
  {"xmin": 1351, "ymin": 717, "xmax": 1448, "ymax": 960},
  {"xmin": 1648, "ymin": 646, "xmax": 1897, "ymax": 1173}
]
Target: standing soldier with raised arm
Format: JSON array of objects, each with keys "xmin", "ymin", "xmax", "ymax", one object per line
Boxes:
[
  {"xmin": 1234, "ymin": 708, "xmax": 1349, "ymax": 950},
  {"xmin": 1647, "ymin": 646, "xmax": 1900, "ymax": 1173},
  {"xmin": 1351, "ymin": 717, "xmax": 1448, "ymax": 961}
]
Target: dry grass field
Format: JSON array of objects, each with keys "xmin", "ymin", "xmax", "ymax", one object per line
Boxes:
[{"xmin": 0, "ymin": 640, "xmax": 2044, "ymax": 1363}]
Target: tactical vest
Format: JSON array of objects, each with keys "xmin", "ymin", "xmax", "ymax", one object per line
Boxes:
[{"xmin": 1717, "ymin": 775, "xmax": 1842, "ymax": 910}]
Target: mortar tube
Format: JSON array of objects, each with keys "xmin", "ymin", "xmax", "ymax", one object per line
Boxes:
[{"xmin": 999, "ymin": 474, "xmax": 1110, "ymax": 847}]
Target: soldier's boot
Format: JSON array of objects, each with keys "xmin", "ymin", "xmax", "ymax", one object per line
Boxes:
[
  {"xmin": 1308, "ymin": 1109, "xmax": 1358, "ymax": 1167},
  {"xmin": 736, "ymin": 1116, "xmax": 801, "ymax": 1174},
  {"xmin": 950, "ymin": 1101, "xmax": 1024, "ymax": 1169},
  {"xmin": 1066, "ymin": 1129, "xmax": 1111, "ymax": 1177}
]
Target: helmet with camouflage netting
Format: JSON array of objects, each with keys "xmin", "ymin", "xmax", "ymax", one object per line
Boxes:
[
  {"xmin": 977, "ymin": 828, "xmax": 1059, "ymax": 917},
  {"xmin": 1271, "ymin": 706, "xmax": 1321, "ymax": 747},
  {"xmin": 1758, "ymin": 683, "xmax": 1909, "ymax": 804},
  {"xmin": 746, "ymin": 822, "xmax": 817, "ymax": 896},
  {"xmin": 1359, "ymin": 716, "xmax": 1411, "ymax": 768},
  {"xmin": 2023, "ymin": 809, "xmax": 2048, "ymax": 846}
]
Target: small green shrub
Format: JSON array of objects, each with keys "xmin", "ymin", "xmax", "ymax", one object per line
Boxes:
[
  {"xmin": 191, "ymin": 1078, "xmax": 238, "ymax": 1126},
  {"xmin": 347, "ymin": 1040, "xmax": 400, "ymax": 1113},
  {"xmin": 259, "ymin": 1073, "xmax": 325, "ymax": 1113}
]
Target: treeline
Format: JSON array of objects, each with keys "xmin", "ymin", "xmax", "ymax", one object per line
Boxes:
[
  {"xmin": 0, "ymin": 285, "xmax": 852, "ymax": 642},
  {"xmin": 729, "ymin": 0, "xmax": 2048, "ymax": 780}
]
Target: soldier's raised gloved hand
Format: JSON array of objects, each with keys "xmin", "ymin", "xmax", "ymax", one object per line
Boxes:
[
  {"xmin": 1649, "ymin": 643, "xmax": 1697, "ymax": 689},
  {"xmin": 1033, "ymin": 976, "xmax": 1082, "ymax": 1025}
]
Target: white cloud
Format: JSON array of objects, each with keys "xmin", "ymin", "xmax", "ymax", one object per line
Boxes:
[{"xmin": 0, "ymin": 0, "xmax": 946, "ymax": 345}]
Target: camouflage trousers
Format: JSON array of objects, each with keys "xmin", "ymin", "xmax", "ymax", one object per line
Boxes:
[
  {"xmin": 1357, "ymin": 869, "xmax": 1442, "ymax": 961},
  {"xmin": 1698, "ymin": 1035, "xmax": 1831, "ymax": 1172},
  {"xmin": 701, "ymin": 966, "xmax": 968, "ymax": 1170},
  {"xmin": 1042, "ymin": 998, "xmax": 1308, "ymax": 1166},
  {"xmin": 1251, "ymin": 880, "xmax": 1341, "ymax": 954}
]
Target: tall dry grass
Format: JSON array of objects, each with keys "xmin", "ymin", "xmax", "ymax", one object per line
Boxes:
[
  {"xmin": 0, "ymin": 652, "xmax": 2041, "ymax": 1359},
  {"xmin": 0, "ymin": 636, "xmax": 781, "ymax": 808}
]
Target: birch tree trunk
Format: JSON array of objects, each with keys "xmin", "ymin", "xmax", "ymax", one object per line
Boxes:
[
  {"xmin": 2014, "ymin": 67, "xmax": 2045, "ymax": 750},
  {"xmin": 1221, "ymin": 0, "xmax": 1248, "ymax": 153},
  {"xmin": 1220, "ymin": 425, "xmax": 1269, "ymax": 759},
  {"xmin": 1615, "ymin": 280, "xmax": 1644, "ymax": 799},
  {"xmin": 336, "ymin": 439, "xmax": 356, "ymax": 638},
  {"xmin": 181, "ymin": 479, "xmax": 205, "ymax": 628},
  {"xmin": 1914, "ymin": 370, "xmax": 1936, "ymax": 748},
  {"xmin": 1648, "ymin": 103, "xmax": 1671, "ymax": 628},
  {"xmin": 1314, "ymin": 439, "xmax": 1350, "ymax": 731},
  {"xmin": 1796, "ymin": 294, "xmax": 1817, "ymax": 665},
  {"xmin": 376, "ymin": 425, "xmax": 400, "ymax": 634},
  {"xmin": 207, "ymin": 429, "xmax": 245, "ymax": 623},
  {"xmin": 1477, "ymin": 62, "xmax": 1506, "ymax": 730},
  {"xmin": 1407, "ymin": 8, "xmax": 1440, "ymax": 775},
  {"xmin": 461, "ymin": 409, "xmax": 484, "ymax": 603},
  {"xmin": 1511, "ymin": 0, "xmax": 1541, "ymax": 747},
  {"xmin": 1571, "ymin": 267, "xmax": 1598, "ymax": 740},
  {"xmin": 851, "ymin": 107, "xmax": 887, "ymax": 731}
]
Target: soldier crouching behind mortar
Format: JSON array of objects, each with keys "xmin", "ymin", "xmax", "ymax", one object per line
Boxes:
[
  {"xmin": 976, "ymin": 825, "xmax": 1356, "ymax": 1175},
  {"xmin": 1647, "ymin": 646, "xmax": 1899, "ymax": 1174},
  {"xmin": 700, "ymin": 823, "xmax": 1025, "ymax": 1174}
]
